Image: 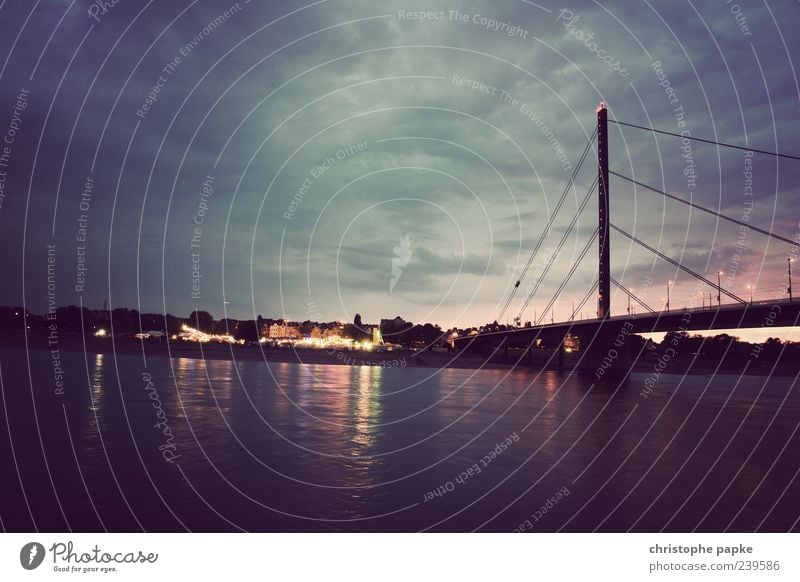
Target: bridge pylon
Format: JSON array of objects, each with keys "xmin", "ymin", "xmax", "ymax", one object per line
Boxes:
[{"xmin": 597, "ymin": 103, "xmax": 611, "ymax": 319}]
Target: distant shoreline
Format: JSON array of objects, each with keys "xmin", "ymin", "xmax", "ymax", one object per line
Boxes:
[
  {"xmin": 0, "ymin": 332, "xmax": 795, "ymax": 376},
  {"xmin": 0, "ymin": 332, "xmax": 512, "ymax": 372}
]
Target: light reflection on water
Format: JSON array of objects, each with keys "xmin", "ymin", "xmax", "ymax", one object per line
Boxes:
[
  {"xmin": 88, "ymin": 353, "xmax": 103, "ymax": 412},
  {"xmin": 3, "ymin": 348, "xmax": 799, "ymax": 532},
  {"xmin": 352, "ymin": 366, "xmax": 381, "ymax": 450}
]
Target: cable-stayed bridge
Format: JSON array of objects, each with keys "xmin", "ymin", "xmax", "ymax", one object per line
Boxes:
[{"xmin": 454, "ymin": 104, "xmax": 800, "ymax": 378}]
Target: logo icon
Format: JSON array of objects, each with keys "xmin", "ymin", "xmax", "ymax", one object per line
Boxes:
[
  {"xmin": 390, "ymin": 235, "xmax": 413, "ymax": 292},
  {"xmin": 20, "ymin": 542, "xmax": 45, "ymax": 570}
]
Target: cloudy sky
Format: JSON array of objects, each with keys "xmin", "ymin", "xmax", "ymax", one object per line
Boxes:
[{"xmin": 1, "ymin": 0, "xmax": 799, "ymax": 330}]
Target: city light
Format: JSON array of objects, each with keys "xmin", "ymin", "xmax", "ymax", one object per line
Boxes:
[
  {"xmin": 287, "ymin": 336, "xmax": 377, "ymax": 351},
  {"xmin": 177, "ymin": 324, "xmax": 242, "ymax": 344},
  {"xmin": 93, "ymin": 328, "xmax": 107, "ymax": 337}
]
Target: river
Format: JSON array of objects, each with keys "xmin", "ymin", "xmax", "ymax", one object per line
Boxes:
[{"xmin": 0, "ymin": 348, "xmax": 797, "ymax": 532}]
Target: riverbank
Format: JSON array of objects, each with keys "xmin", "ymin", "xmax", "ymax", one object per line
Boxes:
[
  {"xmin": 0, "ymin": 332, "xmax": 511, "ymax": 371},
  {"xmin": 0, "ymin": 333, "xmax": 795, "ymax": 376}
]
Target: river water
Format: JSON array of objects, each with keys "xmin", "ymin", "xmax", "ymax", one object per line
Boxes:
[{"xmin": 1, "ymin": 348, "xmax": 798, "ymax": 532}]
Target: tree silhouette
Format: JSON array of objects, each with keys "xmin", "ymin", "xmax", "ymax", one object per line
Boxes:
[{"xmin": 188, "ymin": 310, "xmax": 214, "ymax": 332}]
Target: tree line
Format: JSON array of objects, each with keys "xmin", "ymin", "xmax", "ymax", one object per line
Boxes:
[{"xmin": 0, "ymin": 306, "xmax": 446, "ymax": 347}]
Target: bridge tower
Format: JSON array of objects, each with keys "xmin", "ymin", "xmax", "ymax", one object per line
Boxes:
[{"xmin": 597, "ymin": 103, "xmax": 611, "ymax": 318}]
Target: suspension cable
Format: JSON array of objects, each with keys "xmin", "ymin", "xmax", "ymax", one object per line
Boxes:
[
  {"xmin": 517, "ymin": 177, "xmax": 598, "ymax": 320},
  {"xmin": 571, "ymin": 280, "xmax": 599, "ymax": 320},
  {"xmin": 611, "ymin": 171, "xmax": 798, "ymax": 246},
  {"xmin": 610, "ymin": 276, "xmax": 655, "ymax": 313},
  {"xmin": 536, "ymin": 228, "xmax": 598, "ymax": 325},
  {"xmin": 610, "ymin": 223, "xmax": 746, "ymax": 304},
  {"xmin": 609, "ymin": 119, "xmax": 800, "ymax": 161},
  {"xmin": 497, "ymin": 128, "xmax": 597, "ymax": 322}
]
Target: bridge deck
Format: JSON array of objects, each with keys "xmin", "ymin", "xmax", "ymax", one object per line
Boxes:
[{"xmin": 456, "ymin": 299, "xmax": 800, "ymax": 345}]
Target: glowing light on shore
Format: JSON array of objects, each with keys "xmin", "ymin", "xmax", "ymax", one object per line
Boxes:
[
  {"xmin": 177, "ymin": 324, "xmax": 242, "ymax": 344},
  {"xmin": 94, "ymin": 329, "xmax": 107, "ymax": 337},
  {"xmin": 264, "ymin": 336, "xmax": 378, "ymax": 351}
]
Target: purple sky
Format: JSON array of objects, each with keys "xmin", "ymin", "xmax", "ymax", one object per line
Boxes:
[{"xmin": 0, "ymin": 0, "xmax": 798, "ymax": 336}]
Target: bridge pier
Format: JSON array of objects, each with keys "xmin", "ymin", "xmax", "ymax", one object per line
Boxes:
[{"xmin": 575, "ymin": 320, "xmax": 633, "ymax": 382}]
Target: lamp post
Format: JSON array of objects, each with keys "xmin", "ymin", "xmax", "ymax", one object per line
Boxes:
[
  {"xmin": 747, "ymin": 284, "xmax": 753, "ymax": 303},
  {"xmin": 717, "ymin": 271, "xmax": 723, "ymax": 307},
  {"xmin": 789, "ymin": 258, "xmax": 794, "ymax": 303},
  {"xmin": 627, "ymin": 288, "xmax": 632, "ymax": 315},
  {"xmin": 666, "ymin": 280, "xmax": 672, "ymax": 313}
]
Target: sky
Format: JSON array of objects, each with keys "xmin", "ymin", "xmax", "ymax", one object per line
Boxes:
[{"xmin": 0, "ymin": 0, "xmax": 799, "ymax": 336}]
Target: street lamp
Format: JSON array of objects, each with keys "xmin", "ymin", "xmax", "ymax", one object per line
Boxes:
[
  {"xmin": 789, "ymin": 258, "xmax": 794, "ymax": 303},
  {"xmin": 746, "ymin": 284, "xmax": 753, "ymax": 303},
  {"xmin": 717, "ymin": 271, "xmax": 723, "ymax": 307},
  {"xmin": 666, "ymin": 280, "xmax": 672, "ymax": 313},
  {"xmin": 627, "ymin": 288, "xmax": 633, "ymax": 316}
]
